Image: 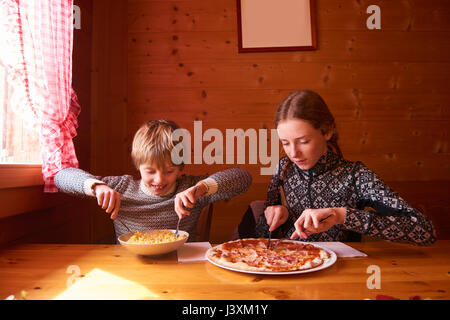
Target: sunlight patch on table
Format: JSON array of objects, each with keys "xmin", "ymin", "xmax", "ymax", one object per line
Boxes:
[{"xmin": 54, "ymin": 268, "xmax": 159, "ymax": 300}]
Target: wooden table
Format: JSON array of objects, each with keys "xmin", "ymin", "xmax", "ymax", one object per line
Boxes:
[{"xmin": 1, "ymin": 241, "xmax": 449, "ymax": 300}]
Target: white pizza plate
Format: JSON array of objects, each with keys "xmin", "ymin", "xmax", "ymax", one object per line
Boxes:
[{"xmin": 205, "ymin": 240, "xmax": 337, "ymax": 275}]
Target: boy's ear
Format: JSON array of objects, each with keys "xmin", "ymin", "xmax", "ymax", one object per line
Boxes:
[{"xmin": 177, "ymin": 165, "xmax": 184, "ymax": 177}]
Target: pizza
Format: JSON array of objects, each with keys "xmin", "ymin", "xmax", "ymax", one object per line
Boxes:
[{"xmin": 206, "ymin": 238, "xmax": 332, "ymax": 273}]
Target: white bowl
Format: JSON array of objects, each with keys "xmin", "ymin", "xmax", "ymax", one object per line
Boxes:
[{"xmin": 118, "ymin": 229, "xmax": 189, "ymax": 256}]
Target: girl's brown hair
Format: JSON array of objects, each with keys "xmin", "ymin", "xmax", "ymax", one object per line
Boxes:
[
  {"xmin": 131, "ymin": 120, "xmax": 183, "ymax": 169},
  {"xmin": 275, "ymin": 90, "xmax": 342, "ymax": 157}
]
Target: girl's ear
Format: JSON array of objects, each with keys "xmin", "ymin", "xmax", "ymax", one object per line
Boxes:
[{"xmin": 323, "ymin": 125, "xmax": 334, "ymax": 141}]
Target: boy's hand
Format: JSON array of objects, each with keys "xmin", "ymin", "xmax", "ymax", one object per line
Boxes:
[
  {"xmin": 93, "ymin": 184, "xmax": 121, "ymax": 219},
  {"xmin": 264, "ymin": 205, "xmax": 289, "ymax": 232},
  {"xmin": 174, "ymin": 182, "xmax": 207, "ymax": 219}
]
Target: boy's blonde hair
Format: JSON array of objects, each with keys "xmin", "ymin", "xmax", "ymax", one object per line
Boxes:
[{"xmin": 131, "ymin": 120, "xmax": 182, "ymax": 169}]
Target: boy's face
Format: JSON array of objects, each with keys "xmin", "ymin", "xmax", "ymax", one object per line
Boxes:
[{"xmin": 139, "ymin": 161, "xmax": 183, "ymax": 196}]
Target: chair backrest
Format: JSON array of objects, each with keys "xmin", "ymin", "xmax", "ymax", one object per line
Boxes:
[
  {"xmin": 196, "ymin": 203, "xmax": 213, "ymax": 242},
  {"xmin": 231, "ymin": 200, "xmax": 265, "ymax": 240}
]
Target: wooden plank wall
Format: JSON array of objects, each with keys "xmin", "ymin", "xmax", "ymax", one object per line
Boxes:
[
  {"xmin": 89, "ymin": 0, "xmax": 129, "ymax": 242},
  {"xmin": 2, "ymin": 0, "xmax": 448, "ymax": 246},
  {"xmin": 125, "ymin": 0, "xmax": 450, "ymax": 242}
]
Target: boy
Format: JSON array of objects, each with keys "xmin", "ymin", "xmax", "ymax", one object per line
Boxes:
[{"xmin": 55, "ymin": 120, "xmax": 252, "ymax": 241}]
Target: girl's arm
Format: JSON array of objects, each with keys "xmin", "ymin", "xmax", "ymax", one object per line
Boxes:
[
  {"xmin": 343, "ymin": 163, "xmax": 437, "ymax": 246},
  {"xmin": 254, "ymin": 159, "xmax": 286, "ymax": 238}
]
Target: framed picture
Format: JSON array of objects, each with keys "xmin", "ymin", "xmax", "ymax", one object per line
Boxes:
[{"xmin": 237, "ymin": 0, "xmax": 317, "ymax": 53}]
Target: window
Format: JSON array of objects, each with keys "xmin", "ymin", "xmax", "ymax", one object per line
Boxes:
[
  {"xmin": 0, "ymin": 63, "xmax": 41, "ymax": 164},
  {"xmin": 0, "ymin": 63, "xmax": 43, "ymax": 190},
  {"xmin": 0, "ymin": 2, "xmax": 79, "ymax": 192}
]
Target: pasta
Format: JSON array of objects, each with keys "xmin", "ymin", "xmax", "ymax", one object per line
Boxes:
[{"xmin": 127, "ymin": 230, "xmax": 186, "ymax": 244}]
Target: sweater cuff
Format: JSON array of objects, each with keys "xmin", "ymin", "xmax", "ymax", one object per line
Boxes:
[
  {"xmin": 343, "ymin": 207, "xmax": 372, "ymax": 234},
  {"xmin": 83, "ymin": 178, "xmax": 106, "ymax": 197},
  {"xmin": 198, "ymin": 178, "xmax": 218, "ymax": 195}
]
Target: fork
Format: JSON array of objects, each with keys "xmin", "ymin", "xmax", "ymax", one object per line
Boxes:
[
  {"xmin": 271, "ymin": 238, "xmax": 283, "ymax": 250},
  {"xmin": 174, "ymin": 217, "xmax": 181, "ymax": 238},
  {"xmin": 267, "ymin": 231, "xmax": 272, "ymax": 248},
  {"xmin": 117, "ymin": 218, "xmax": 132, "ymax": 233}
]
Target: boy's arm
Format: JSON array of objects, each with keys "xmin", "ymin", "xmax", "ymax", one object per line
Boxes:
[
  {"xmin": 197, "ymin": 168, "xmax": 252, "ymax": 204},
  {"xmin": 54, "ymin": 167, "xmax": 126, "ymax": 198},
  {"xmin": 174, "ymin": 168, "xmax": 252, "ymax": 219}
]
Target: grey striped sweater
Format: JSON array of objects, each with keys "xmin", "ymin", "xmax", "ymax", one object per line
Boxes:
[{"xmin": 55, "ymin": 167, "xmax": 252, "ymax": 241}]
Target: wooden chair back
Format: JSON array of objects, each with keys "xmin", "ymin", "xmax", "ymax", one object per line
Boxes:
[{"xmin": 196, "ymin": 203, "xmax": 214, "ymax": 242}]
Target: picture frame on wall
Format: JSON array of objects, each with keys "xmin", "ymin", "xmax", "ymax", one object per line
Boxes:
[{"xmin": 237, "ymin": 0, "xmax": 317, "ymax": 53}]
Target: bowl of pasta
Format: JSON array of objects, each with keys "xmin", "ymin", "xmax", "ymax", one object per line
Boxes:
[{"xmin": 118, "ymin": 229, "xmax": 189, "ymax": 256}]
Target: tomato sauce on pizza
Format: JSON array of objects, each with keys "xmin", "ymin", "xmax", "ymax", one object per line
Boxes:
[{"xmin": 206, "ymin": 238, "xmax": 332, "ymax": 272}]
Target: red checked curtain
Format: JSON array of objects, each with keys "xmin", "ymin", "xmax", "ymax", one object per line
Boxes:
[{"xmin": 0, "ymin": 0, "xmax": 80, "ymax": 192}]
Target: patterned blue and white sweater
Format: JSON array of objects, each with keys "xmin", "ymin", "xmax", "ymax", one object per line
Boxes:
[{"xmin": 255, "ymin": 150, "xmax": 436, "ymax": 246}]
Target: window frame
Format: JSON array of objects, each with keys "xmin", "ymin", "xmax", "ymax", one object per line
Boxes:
[{"xmin": 0, "ymin": 163, "xmax": 44, "ymax": 189}]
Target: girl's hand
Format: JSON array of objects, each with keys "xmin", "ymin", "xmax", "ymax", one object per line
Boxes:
[
  {"xmin": 290, "ymin": 207, "xmax": 347, "ymax": 239},
  {"xmin": 93, "ymin": 184, "xmax": 121, "ymax": 219},
  {"xmin": 264, "ymin": 205, "xmax": 289, "ymax": 232},
  {"xmin": 174, "ymin": 183, "xmax": 207, "ymax": 219}
]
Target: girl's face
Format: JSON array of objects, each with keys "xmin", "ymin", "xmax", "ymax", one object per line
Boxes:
[
  {"xmin": 139, "ymin": 161, "xmax": 183, "ymax": 196},
  {"xmin": 277, "ymin": 118, "xmax": 332, "ymax": 170}
]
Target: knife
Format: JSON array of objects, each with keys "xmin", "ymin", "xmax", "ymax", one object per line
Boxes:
[{"xmin": 280, "ymin": 184, "xmax": 333, "ymax": 235}]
